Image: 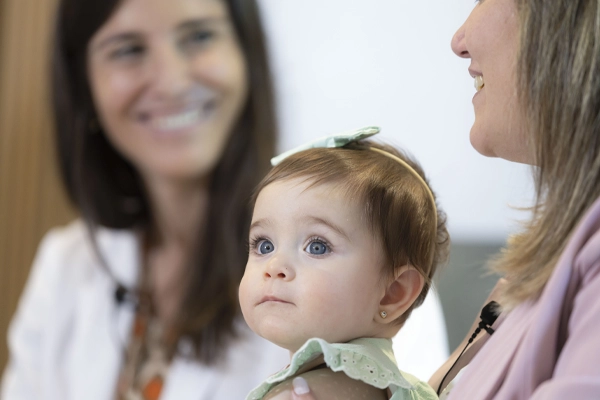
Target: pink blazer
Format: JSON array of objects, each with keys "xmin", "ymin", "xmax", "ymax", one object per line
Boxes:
[{"xmin": 448, "ymin": 197, "xmax": 600, "ymax": 399}]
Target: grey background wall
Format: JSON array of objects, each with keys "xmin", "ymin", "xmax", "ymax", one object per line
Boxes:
[{"xmin": 438, "ymin": 244, "xmax": 501, "ymax": 350}]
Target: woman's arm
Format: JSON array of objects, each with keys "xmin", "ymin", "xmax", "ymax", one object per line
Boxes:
[{"xmin": 264, "ymin": 370, "xmax": 387, "ymax": 400}]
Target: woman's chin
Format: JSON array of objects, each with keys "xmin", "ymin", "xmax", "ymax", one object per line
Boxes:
[{"xmin": 469, "ymin": 129, "xmax": 496, "ymax": 158}]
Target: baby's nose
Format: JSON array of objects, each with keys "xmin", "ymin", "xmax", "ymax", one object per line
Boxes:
[{"xmin": 264, "ymin": 256, "xmax": 295, "ymax": 281}]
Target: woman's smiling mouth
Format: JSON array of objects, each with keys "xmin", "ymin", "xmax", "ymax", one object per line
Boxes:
[
  {"xmin": 138, "ymin": 99, "xmax": 217, "ymax": 136},
  {"xmin": 474, "ymin": 75, "xmax": 485, "ymax": 91}
]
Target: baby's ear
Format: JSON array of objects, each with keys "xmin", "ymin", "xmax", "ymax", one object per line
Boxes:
[{"xmin": 378, "ymin": 266, "xmax": 424, "ymax": 323}]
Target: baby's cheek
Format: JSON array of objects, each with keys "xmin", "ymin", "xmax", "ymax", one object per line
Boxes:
[
  {"xmin": 307, "ymin": 288, "xmax": 351, "ymax": 326},
  {"xmin": 238, "ymin": 274, "xmax": 254, "ymax": 321}
]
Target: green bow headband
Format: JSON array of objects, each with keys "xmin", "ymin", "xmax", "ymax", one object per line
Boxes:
[{"xmin": 270, "ymin": 126, "xmax": 437, "ymax": 229}]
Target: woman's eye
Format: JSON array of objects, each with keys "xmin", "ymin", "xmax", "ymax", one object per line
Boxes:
[
  {"xmin": 258, "ymin": 240, "xmax": 275, "ymax": 255},
  {"xmin": 305, "ymin": 240, "xmax": 329, "ymax": 255},
  {"xmin": 109, "ymin": 44, "xmax": 144, "ymax": 60},
  {"xmin": 182, "ymin": 30, "xmax": 215, "ymax": 48}
]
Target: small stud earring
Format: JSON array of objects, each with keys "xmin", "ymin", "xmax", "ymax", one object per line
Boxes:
[{"xmin": 380, "ymin": 310, "xmax": 387, "ymax": 319}]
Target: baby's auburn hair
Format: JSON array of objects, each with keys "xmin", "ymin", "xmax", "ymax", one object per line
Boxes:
[{"xmin": 251, "ymin": 140, "xmax": 450, "ymax": 325}]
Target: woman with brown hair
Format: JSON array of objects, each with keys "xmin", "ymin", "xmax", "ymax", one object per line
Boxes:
[
  {"xmin": 1, "ymin": 0, "xmax": 288, "ymax": 398},
  {"xmin": 435, "ymin": 0, "xmax": 600, "ymax": 397},
  {"xmin": 293, "ymin": 0, "xmax": 600, "ymax": 398}
]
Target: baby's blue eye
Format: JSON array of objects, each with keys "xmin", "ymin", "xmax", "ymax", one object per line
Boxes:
[
  {"xmin": 258, "ymin": 240, "xmax": 275, "ymax": 255},
  {"xmin": 306, "ymin": 241, "xmax": 328, "ymax": 255}
]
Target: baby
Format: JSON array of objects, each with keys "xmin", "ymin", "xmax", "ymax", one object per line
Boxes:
[{"xmin": 240, "ymin": 127, "xmax": 449, "ymax": 400}]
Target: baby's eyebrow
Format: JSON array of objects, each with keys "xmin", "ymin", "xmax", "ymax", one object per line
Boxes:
[
  {"xmin": 249, "ymin": 218, "xmax": 272, "ymax": 232},
  {"xmin": 306, "ymin": 216, "xmax": 350, "ymax": 241}
]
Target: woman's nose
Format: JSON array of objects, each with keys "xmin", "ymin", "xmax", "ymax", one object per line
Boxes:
[
  {"xmin": 264, "ymin": 256, "xmax": 295, "ymax": 281},
  {"xmin": 148, "ymin": 44, "xmax": 191, "ymax": 100},
  {"xmin": 451, "ymin": 23, "xmax": 470, "ymax": 59}
]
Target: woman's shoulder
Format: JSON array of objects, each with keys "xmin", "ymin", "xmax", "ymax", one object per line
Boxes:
[
  {"xmin": 32, "ymin": 219, "xmax": 139, "ymax": 287},
  {"xmin": 39, "ymin": 219, "xmax": 136, "ymax": 258},
  {"xmin": 38, "ymin": 219, "xmax": 87, "ymax": 253},
  {"xmin": 31, "ymin": 219, "xmax": 92, "ymax": 284}
]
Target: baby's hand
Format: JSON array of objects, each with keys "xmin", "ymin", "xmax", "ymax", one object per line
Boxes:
[{"xmin": 292, "ymin": 377, "xmax": 317, "ymax": 400}]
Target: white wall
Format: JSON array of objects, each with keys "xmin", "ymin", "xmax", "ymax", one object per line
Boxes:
[{"xmin": 259, "ymin": 0, "xmax": 534, "ymax": 243}]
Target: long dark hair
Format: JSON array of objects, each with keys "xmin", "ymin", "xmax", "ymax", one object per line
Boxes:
[{"xmin": 52, "ymin": 0, "xmax": 277, "ymax": 363}]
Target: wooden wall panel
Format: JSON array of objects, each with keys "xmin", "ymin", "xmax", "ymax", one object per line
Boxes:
[{"xmin": 0, "ymin": 0, "xmax": 76, "ymax": 371}]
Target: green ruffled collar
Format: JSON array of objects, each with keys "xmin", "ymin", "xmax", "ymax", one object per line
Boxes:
[{"xmin": 247, "ymin": 337, "xmax": 437, "ymax": 400}]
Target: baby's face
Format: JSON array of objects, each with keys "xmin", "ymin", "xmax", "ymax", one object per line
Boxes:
[{"xmin": 239, "ymin": 178, "xmax": 388, "ymax": 353}]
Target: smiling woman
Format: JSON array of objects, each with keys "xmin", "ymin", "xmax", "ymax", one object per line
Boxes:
[
  {"xmin": 451, "ymin": 0, "xmax": 527, "ymax": 163},
  {"xmin": 427, "ymin": 0, "xmax": 600, "ymax": 398},
  {"xmin": 1, "ymin": 0, "xmax": 289, "ymax": 399},
  {"xmin": 87, "ymin": 0, "xmax": 249, "ymax": 181}
]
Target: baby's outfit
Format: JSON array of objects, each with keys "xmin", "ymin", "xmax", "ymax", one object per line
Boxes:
[{"xmin": 246, "ymin": 337, "xmax": 438, "ymax": 400}]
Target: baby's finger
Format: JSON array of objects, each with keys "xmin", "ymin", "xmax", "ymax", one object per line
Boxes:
[{"xmin": 292, "ymin": 377, "xmax": 317, "ymax": 400}]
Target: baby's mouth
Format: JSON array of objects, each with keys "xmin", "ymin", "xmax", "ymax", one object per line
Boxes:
[{"xmin": 258, "ymin": 295, "xmax": 293, "ymax": 305}]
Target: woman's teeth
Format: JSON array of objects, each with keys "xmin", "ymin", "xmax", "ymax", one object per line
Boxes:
[
  {"xmin": 474, "ymin": 75, "xmax": 485, "ymax": 91},
  {"xmin": 155, "ymin": 109, "xmax": 201, "ymax": 131}
]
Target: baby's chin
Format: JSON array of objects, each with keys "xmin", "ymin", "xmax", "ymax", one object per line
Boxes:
[
  {"xmin": 251, "ymin": 327, "xmax": 309, "ymax": 354},
  {"xmin": 252, "ymin": 320, "xmax": 365, "ymax": 354},
  {"xmin": 260, "ymin": 332, "xmax": 306, "ymax": 354}
]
